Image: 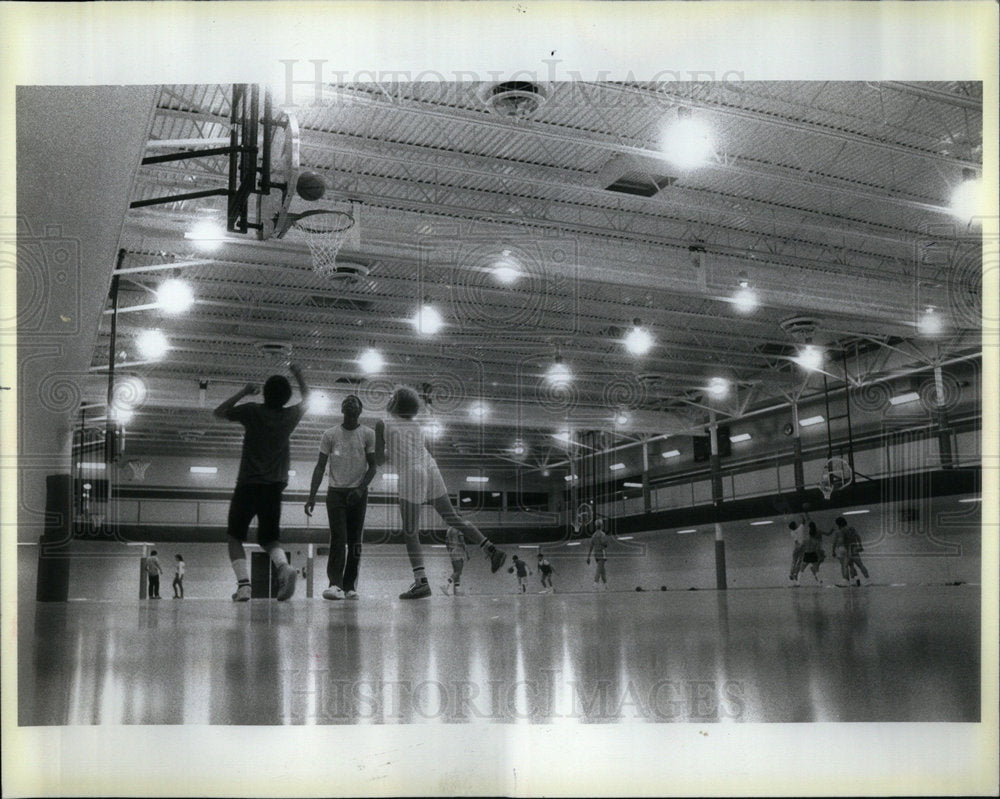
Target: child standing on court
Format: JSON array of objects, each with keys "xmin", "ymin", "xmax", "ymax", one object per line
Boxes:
[
  {"xmin": 172, "ymin": 554, "xmax": 185, "ymax": 598},
  {"xmin": 537, "ymin": 549, "xmax": 555, "ymax": 593},
  {"xmin": 374, "ymin": 386, "xmax": 506, "ymax": 599},
  {"xmin": 509, "ymin": 555, "xmax": 531, "ymax": 593},
  {"xmin": 215, "ymin": 364, "xmax": 310, "ymax": 602},
  {"xmin": 586, "ymin": 518, "xmax": 610, "ymax": 591},
  {"xmin": 440, "ymin": 526, "xmax": 469, "ymax": 595},
  {"xmin": 146, "ymin": 550, "xmax": 162, "ymax": 599}
]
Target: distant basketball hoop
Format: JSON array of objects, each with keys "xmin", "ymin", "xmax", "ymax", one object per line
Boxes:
[{"xmin": 818, "ymin": 456, "xmax": 853, "ymax": 501}]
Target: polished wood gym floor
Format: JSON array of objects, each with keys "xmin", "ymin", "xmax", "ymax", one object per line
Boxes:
[{"xmin": 18, "ymin": 584, "xmax": 979, "ymax": 725}]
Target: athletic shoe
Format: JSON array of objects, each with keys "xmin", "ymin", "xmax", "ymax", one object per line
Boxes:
[
  {"xmin": 452, "ymin": 586, "xmax": 463, "ymax": 596},
  {"xmin": 855, "ymin": 578, "xmax": 862, "ymax": 587},
  {"xmin": 399, "ymin": 581, "xmax": 432, "ymax": 600},
  {"xmin": 488, "ymin": 546, "xmax": 507, "ymax": 574},
  {"xmin": 232, "ymin": 584, "xmax": 251, "ymax": 602},
  {"xmin": 440, "ymin": 582, "xmax": 452, "ymax": 595},
  {"xmin": 276, "ymin": 563, "xmax": 297, "ymax": 601},
  {"xmin": 345, "ymin": 590, "xmax": 359, "ymax": 600},
  {"xmin": 322, "ymin": 586, "xmax": 345, "ymax": 600}
]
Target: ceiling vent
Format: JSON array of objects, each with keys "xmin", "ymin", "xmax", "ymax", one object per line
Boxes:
[
  {"xmin": 254, "ymin": 341, "xmax": 293, "ymax": 362},
  {"xmin": 779, "ymin": 316, "xmax": 819, "ymax": 343},
  {"xmin": 596, "ymin": 154, "xmax": 677, "ymax": 197},
  {"xmin": 480, "ymin": 81, "xmax": 550, "ymax": 118}
]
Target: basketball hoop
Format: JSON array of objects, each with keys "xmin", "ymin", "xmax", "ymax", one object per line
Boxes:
[
  {"xmin": 818, "ymin": 457, "xmax": 853, "ymax": 501},
  {"xmin": 294, "ymin": 209, "xmax": 354, "ymax": 278},
  {"xmin": 819, "ymin": 476, "xmax": 834, "ymax": 501}
]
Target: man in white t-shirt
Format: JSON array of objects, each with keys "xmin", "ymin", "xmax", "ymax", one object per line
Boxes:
[{"xmin": 306, "ymin": 395, "xmax": 376, "ymax": 600}]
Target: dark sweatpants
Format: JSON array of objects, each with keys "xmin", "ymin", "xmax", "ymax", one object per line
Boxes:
[{"xmin": 325, "ymin": 487, "xmax": 368, "ymax": 592}]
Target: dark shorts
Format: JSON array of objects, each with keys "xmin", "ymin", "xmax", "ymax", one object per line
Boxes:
[
  {"xmin": 227, "ymin": 482, "xmax": 285, "ymax": 546},
  {"xmin": 540, "ymin": 565, "xmax": 553, "ymax": 575}
]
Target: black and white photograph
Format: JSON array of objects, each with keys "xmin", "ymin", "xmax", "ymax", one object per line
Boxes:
[{"xmin": 2, "ymin": 2, "xmax": 997, "ymax": 796}]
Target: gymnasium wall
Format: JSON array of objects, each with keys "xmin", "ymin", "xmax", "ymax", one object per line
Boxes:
[{"xmin": 19, "ymin": 492, "xmax": 981, "ymax": 607}]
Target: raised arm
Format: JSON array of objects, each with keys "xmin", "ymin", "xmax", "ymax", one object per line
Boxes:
[
  {"xmin": 374, "ymin": 420, "xmax": 387, "ymax": 466},
  {"xmin": 213, "ymin": 383, "xmax": 258, "ymax": 420},
  {"xmin": 289, "ymin": 363, "xmax": 310, "ymax": 403}
]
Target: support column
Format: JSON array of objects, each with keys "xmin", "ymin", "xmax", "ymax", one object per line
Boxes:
[
  {"xmin": 791, "ymin": 402, "xmax": 805, "ymax": 497},
  {"xmin": 934, "ymin": 366, "xmax": 954, "ymax": 469},
  {"xmin": 641, "ymin": 439, "xmax": 652, "ymax": 514},
  {"xmin": 306, "ymin": 543, "xmax": 315, "ymax": 598},
  {"xmin": 709, "ymin": 412, "xmax": 727, "ymax": 590}
]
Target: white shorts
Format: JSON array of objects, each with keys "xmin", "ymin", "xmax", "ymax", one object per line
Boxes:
[{"xmin": 397, "ymin": 460, "xmax": 448, "ymax": 504}]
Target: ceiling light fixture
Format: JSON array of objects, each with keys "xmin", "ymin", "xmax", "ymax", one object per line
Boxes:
[
  {"xmin": 358, "ymin": 348, "xmax": 384, "ymax": 374},
  {"xmin": 918, "ymin": 307, "xmax": 944, "ymax": 337},
  {"xmin": 793, "ymin": 344, "xmax": 823, "ymax": 371},
  {"xmin": 492, "ymin": 250, "xmax": 521, "ymax": 284},
  {"xmin": 412, "ymin": 304, "xmax": 444, "ymax": 336},
  {"xmin": 660, "ymin": 107, "xmax": 714, "ymax": 170},
  {"xmin": 950, "ymin": 168, "xmax": 983, "ymax": 222},
  {"xmin": 707, "ymin": 377, "xmax": 729, "ymax": 398},
  {"xmin": 156, "ymin": 279, "xmax": 195, "ymax": 315},
  {"xmin": 624, "ymin": 319, "xmax": 654, "ymax": 356},
  {"xmin": 545, "ymin": 355, "xmax": 572, "ymax": 388},
  {"xmin": 135, "ymin": 329, "xmax": 169, "ymax": 360}
]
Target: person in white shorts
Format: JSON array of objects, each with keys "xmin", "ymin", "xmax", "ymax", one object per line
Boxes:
[{"xmin": 374, "ymin": 386, "xmax": 506, "ymax": 599}]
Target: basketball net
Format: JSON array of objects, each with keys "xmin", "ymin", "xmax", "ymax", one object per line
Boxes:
[
  {"xmin": 819, "ymin": 476, "xmax": 834, "ymax": 501},
  {"xmin": 296, "ymin": 210, "xmax": 354, "ymax": 278}
]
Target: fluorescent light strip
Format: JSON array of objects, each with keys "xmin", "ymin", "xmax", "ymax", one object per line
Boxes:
[
  {"xmin": 889, "ymin": 392, "xmax": 920, "ymax": 405},
  {"xmin": 750, "ymin": 520, "xmax": 773, "ymax": 526},
  {"xmin": 729, "ymin": 433, "xmax": 751, "ymax": 443},
  {"xmin": 661, "ymin": 449, "xmax": 680, "ymax": 458},
  {"xmin": 677, "ymin": 529, "xmax": 696, "ymax": 534},
  {"xmin": 842, "ymin": 509, "xmax": 870, "ymax": 516},
  {"xmin": 618, "ymin": 536, "xmax": 633, "ymax": 541},
  {"xmin": 958, "ymin": 497, "xmax": 981, "ymax": 503},
  {"xmin": 430, "ymin": 545, "xmax": 446, "ymax": 549},
  {"xmin": 798, "ymin": 415, "xmax": 825, "ymax": 427},
  {"xmin": 609, "ymin": 463, "xmax": 625, "ymax": 471},
  {"xmin": 78, "ymin": 462, "xmax": 107, "ymax": 470},
  {"xmin": 465, "ymin": 476, "xmax": 489, "ymax": 483},
  {"xmin": 190, "ymin": 466, "xmax": 217, "ymax": 474},
  {"xmin": 623, "ymin": 482, "xmax": 643, "ymax": 488},
  {"xmin": 518, "ymin": 545, "xmax": 539, "ymax": 549},
  {"xmin": 566, "ymin": 542, "xmax": 582, "ymax": 547},
  {"xmin": 564, "ymin": 475, "xmax": 578, "ymax": 482},
  {"xmin": 381, "ymin": 473, "xmax": 398, "ymax": 481}
]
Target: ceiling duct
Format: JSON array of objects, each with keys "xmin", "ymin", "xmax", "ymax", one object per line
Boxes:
[
  {"xmin": 779, "ymin": 316, "xmax": 819, "ymax": 343},
  {"xmin": 596, "ymin": 154, "xmax": 677, "ymax": 197},
  {"xmin": 480, "ymin": 81, "xmax": 550, "ymax": 118},
  {"xmin": 254, "ymin": 341, "xmax": 293, "ymax": 363}
]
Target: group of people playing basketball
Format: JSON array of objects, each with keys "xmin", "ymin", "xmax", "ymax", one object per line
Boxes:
[
  {"xmin": 215, "ymin": 365, "xmax": 857, "ymax": 602},
  {"xmin": 788, "ymin": 507, "xmax": 870, "ymax": 586},
  {"xmin": 215, "ymin": 367, "xmax": 507, "ymax": 602}
]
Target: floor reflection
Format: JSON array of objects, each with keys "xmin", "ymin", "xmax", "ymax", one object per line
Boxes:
[{"xmin": 18, "ymin": 585, "xmax": 979, "ymax": 725}]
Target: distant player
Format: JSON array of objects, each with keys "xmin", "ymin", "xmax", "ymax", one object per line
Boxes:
[
  {"xmin": 537, "ymin": 549, "xmax": 555, "ymax": 593},
  {"xmin": 509, "ymin": 555, "xmax": 531, "ymax": 593},
  {"xmin": 441, "ymin": 526, "xmax": 469, "ymax": 595},
  {"xmin": 586, "ymin": 518, "xmax": 610, "ymax": 591},
  {"xmin": 800, "ymin": 520, "xmax": 831, "ymax": 584},
  {"xmin": 214, "ymin": 364, "xmax": 309, "ymax": 602},
  {"xmin": 833, "ymin": 516, "xmax": 870, "ymax": 586},
  {"xmin": 787, "ymin": 507, "xmax": 810, "ymax": 584},
  {"xmin": 374, "ymin": 386, "xmax": 506, "ymax": 599}
]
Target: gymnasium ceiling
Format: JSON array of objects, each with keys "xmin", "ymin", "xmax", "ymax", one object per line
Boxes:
[{"xmin": 90, "ymin": 80, "xmax": 984, "ymax": 470}]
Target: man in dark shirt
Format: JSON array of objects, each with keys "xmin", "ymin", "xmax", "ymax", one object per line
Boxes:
[{"xmin": 214, "ymin": 364, "xmax": 310, "ymax": 601}]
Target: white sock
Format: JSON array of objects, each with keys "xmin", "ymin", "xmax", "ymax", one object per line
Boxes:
[
  {"xmin": 232, "ymin": 558, "xmax": 250, "ymax": 583},
  {"xmin": 266, "ymin": 545, "xmax": 288, "ymax": 569}
]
